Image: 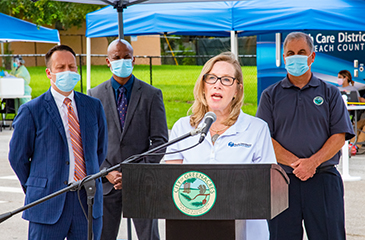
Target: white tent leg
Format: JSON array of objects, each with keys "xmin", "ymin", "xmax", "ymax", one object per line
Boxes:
[
  {"xmin": 230, "ymin": 31, "xmax": 238, "ymax": 60},
  {"xmin": 342, "ymin": 140, "xmax": 361, "ymax": 181},
  {"xmin": 275, "ymin": 33, "xmax": 281, "ymax": 67},
  {"xmin": 1, "ymin": 42, "xmax": 4, "ymax": 68},
  {"xmin": 341, "ymin": 95, "xmax": 361, "ymax": 181}
]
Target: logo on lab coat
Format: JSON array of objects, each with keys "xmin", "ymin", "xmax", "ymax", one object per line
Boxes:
[{"xmin": 228, "ymin": 142, "xmax": 252, "ymax": 148}]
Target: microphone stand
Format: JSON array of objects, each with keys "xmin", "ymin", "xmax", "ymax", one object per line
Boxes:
[{"xmin": 0, "ymin": 126, "xmax": 205, "ymax": 240}]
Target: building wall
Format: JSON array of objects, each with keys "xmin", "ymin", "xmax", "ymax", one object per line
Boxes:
[
  {"xmin": 7, "ymin": 41, "xmax": 55, "ymax": 67},
  {"xmin": 131, "ymin": 35, "xmax": 162, "ymax": 65},
  {"xmin": 5, "ymin": 22, "xmax": 161, "ymax": 67}
]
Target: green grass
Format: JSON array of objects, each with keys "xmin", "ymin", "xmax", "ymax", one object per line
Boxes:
[{"xmin": 2, "ymin": 65, "xmax": 258, "ymax": 128}]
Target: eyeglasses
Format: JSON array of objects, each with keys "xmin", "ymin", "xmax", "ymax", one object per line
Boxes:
[{"xmin": 203, "ymin": 74, "xmax": 236, "ymax": 86}]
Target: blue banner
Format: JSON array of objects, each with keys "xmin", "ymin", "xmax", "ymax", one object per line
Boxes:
[{"xmin": 257, "ymin": 31, "xmax": 365, "ymax": 102}]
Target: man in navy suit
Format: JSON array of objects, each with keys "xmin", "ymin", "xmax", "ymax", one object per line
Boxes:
[
  {"xmin": 9, "ymin": 45, "xmax": 108, "ymax": 240},
  {"xmin": 88, "ymin": 39, "xmax": 168, "ymax": 240}
]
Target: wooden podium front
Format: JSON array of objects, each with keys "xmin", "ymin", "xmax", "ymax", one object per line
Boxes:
[{"xmin": 122, "ymin": 164, "xmax": 289, "ymax": 239}]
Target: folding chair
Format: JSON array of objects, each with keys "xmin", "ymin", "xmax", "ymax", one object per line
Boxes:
[{"xmin": 0, "ymin": 99, "xmax": 16, "ymax": 131}]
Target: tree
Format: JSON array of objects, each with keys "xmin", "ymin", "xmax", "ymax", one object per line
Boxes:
[
  {"xmin": 0, "ymin": 0, "xmax": 102, "ymax": 69},
  {"xmin": 0, "ymin": 0, "xmax": 102, "ymax": 30}
]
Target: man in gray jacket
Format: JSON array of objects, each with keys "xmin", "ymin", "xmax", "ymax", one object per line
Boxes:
[{"xmin": 88, "ymin": 39, "xmax": 168, "ymax": 240}]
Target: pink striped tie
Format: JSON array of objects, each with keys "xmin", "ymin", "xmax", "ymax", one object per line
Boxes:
[{"xmin": 64, "ymin": 98, "xmax": 86, "ymax": 181}]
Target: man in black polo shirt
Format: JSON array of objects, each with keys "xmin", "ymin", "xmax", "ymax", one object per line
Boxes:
[{"xmin": 256, "ymin": 32, "xmax": 354, "ymax": 240}]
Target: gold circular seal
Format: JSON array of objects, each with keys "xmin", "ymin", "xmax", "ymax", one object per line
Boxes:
[{"xmin": 172, "ymin": 171, "xmax": 216, "ymax": 217}]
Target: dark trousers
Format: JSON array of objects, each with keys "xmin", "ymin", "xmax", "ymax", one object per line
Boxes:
[
  {"xmin": 101, "ymin": 188, "xmax": 160, "ymax": 240},
  {"xmin": 29, "ymin": 190, "xmax": 102, "ymax": 240},
  {"xmin": 269, "ymin": 167, "xmax": 345, "ymax": 240}
]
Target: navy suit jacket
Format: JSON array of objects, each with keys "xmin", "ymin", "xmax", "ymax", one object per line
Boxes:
[{"xmin": 9, "ymin": 89, "xmax": 108, "ymax": 224}]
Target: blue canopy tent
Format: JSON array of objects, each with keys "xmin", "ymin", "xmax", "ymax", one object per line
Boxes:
[
  {"xmin": 43, "ymin": 1, "xmax": 243, "ymax": 90},
  {"xmin": 47, "ymin": 0, "xmax": 365, "ymax": 91},
  {"xmin": 86, "ymin": 0, "xmax": 365, "ymax": 39},
  {"xmin": 86, "ymin": 2, "xmax": 234, "ymax": 38},
  {"xmin": 84, "ymin": 2, "xmax": 241, "ymax": 89},
  {"xmin": 45, "ymin": 0, "xmax": 240, "ymax": 38},
  {"xmin": 233, "ymin": 0, "xmax": 365, "ymax": 36},
  {"xmin": 84, "ymin": 0, "xmax": 365, "ymax": 90},
  {"xmin": 230, "ymin": 0, "xmax": 365, "ymax": 81},
  {"xmin": 0, "ymin": 12, "xmax": 60, "ymax": 43},
  {"xmin": 46, "ymin": 0, "xmax": 365, "ymax": 39}
]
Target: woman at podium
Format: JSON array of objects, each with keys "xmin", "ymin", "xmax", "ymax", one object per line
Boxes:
[{"xmin": 165, "ymin": 52, "xmax": 277, "ymax": 240}]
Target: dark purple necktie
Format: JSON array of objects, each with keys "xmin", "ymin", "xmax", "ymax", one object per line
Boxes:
[{"xmin": 117, "ymin": 86, "xmax": 128, "ymax": 129}]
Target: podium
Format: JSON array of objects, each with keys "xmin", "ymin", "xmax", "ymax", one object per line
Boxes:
[{"xmin": 122, "ymin": 163, "xmax": 289, "ymax": 240}]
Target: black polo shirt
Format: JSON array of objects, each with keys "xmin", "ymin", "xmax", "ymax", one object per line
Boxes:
[{"xmin": 256, "ymin": 74, "xmax": 355, "ymax": 173}]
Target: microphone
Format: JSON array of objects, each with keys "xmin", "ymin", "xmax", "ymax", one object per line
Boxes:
[{"xmin": 199, "ymin": 112, "xmax": 217, "ymax": 143}]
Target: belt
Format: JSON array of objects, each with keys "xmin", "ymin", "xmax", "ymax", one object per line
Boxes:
[{"xmin": 316, "ymin": 165, "xmax": 335, "ymax": 173}]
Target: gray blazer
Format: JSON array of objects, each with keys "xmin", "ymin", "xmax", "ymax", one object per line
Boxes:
[{"xmin": 88, "ymin": 76, "xmax": 168, "ymax": 194}]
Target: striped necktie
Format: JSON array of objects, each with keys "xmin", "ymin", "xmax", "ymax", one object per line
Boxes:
[{"xmin": 64, "ymin": 98, "xmax": 86, "ymax": 181}]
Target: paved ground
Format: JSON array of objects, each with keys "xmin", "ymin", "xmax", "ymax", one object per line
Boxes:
[
  {"xmin": 0, "ymin": 128, "xmax": 364, "ymax": 240},
  {"xmin": 0, "ymin": 129, "xmax": 165, "ymax": 240}
]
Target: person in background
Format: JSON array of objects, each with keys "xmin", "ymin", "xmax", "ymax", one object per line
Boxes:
[
  {"xmin": 256, "ymin": 32, "xmax": 354, "ymax": 240},
  {"xmin": 165, "ymin": 52, "xmax": 277, "ymax": 240},
  {"xmin": 88, "ymin": 39, "xmax": 168, "ymax": 240},
  {"xmin": 337, "ymin": 70, "xmax": 365, "ymax": 154},
  {"xmin": 10, "ymin": 55, "xmax": 31, "ymax": 104},
  {"xmin": 349, "ymin": 119, "xmax": 365, "ymax": 154},
  {"xmin": 8, "ymin": 45, "xmax": 108, "ymax": 240},
  {"xmin": 338, "ymin": 69, "xmax": 365, "ymax": 102}
]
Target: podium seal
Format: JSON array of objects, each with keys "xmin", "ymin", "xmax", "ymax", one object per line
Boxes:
[{"xmin": 172, "ymin": 171, "xmax": 216, "ymax": 216}]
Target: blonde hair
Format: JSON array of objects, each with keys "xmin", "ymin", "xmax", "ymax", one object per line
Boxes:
[{"xmin": 189, "ymin": 52, "xmax": 244, "ymax": 128}]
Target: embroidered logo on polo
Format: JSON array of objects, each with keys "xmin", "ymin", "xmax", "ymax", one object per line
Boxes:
[
  {"xmin": 313, "ymin": 96, "xmax": 324, "ymax": 106},
  {"xmin": 228, "ymin": 142, "xmax": 252, "ymax": 148},
  {"xmin": 172, "ymin": 171, "xmax": 216, "ymax": 217}
]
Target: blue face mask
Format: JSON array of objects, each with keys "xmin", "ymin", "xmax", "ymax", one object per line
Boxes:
[
  {"xmin": 13, "ymin": 62, "xmax": 18, "ymax": 68},
  {"xmin": 285, "ymin": 54, "xmax": 312, "ymax": 77},
  {"xmin": 110, "ymin": 59, "xmax": 133, "ymax": 78},
  {"xmin": 52, "ymin": 71, "xmax": 80, "ymax": 92}
]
